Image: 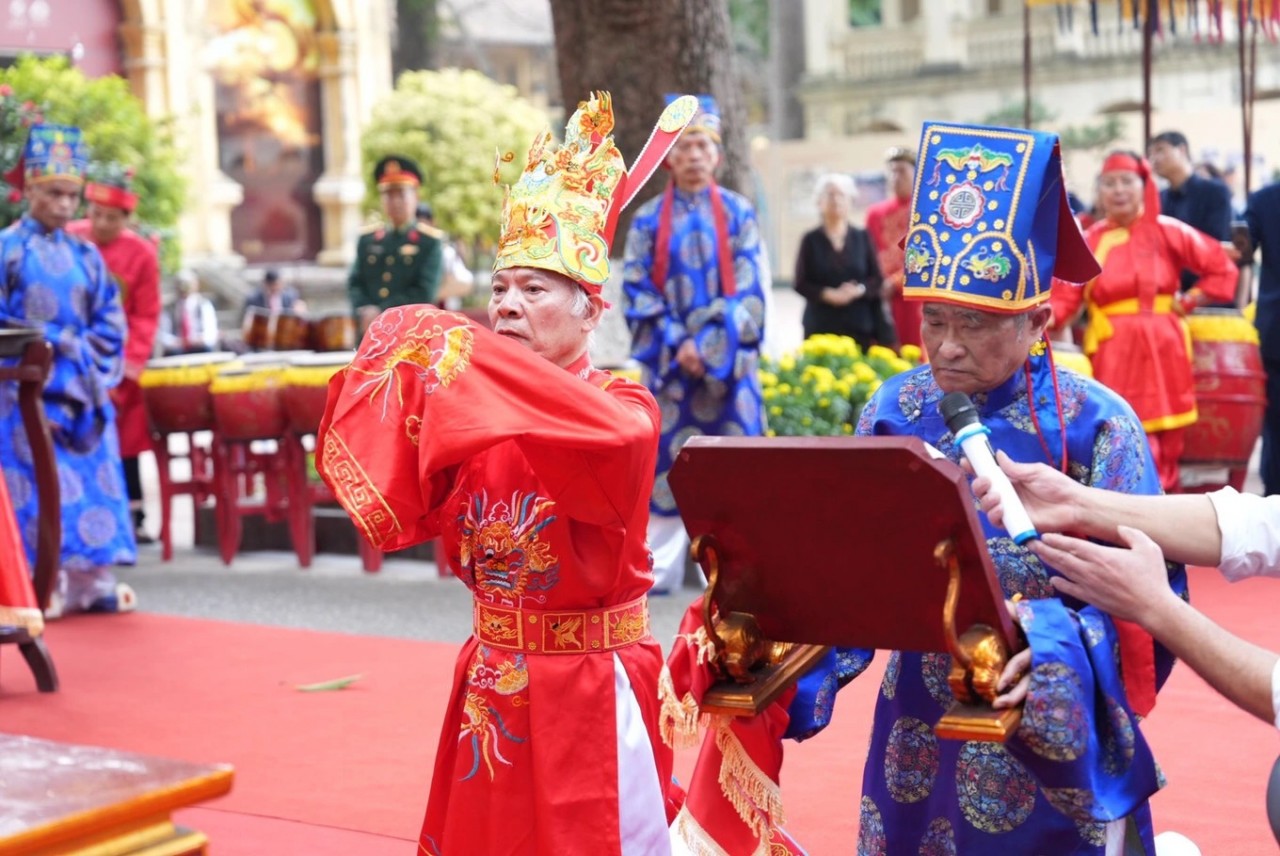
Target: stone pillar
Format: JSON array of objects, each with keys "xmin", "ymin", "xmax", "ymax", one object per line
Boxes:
[
  {"xmin": 117, "ymin": 21, "xmax": 168, "ymax": 115},
  {"xmin": 313, "ymin": 29, "xmax": 368, "ymax": 267},
  {"xmin": 921, "ymin": 0, "xmax": 968, "ymax": 68},
  {"xmin": 802, "ymin": 0, "xmax": 848, "ymax": 77}
]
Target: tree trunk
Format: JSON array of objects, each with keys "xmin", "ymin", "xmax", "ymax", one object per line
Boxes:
[
  {"xmin": 393, "ymin": 0, "xmax": 438, "ymax": 77},
  {"xmin": 548, "ymin": 0, "xmax": 749, "ymax": 241}
]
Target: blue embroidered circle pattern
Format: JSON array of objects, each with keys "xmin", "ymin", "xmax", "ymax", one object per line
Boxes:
[
  {"xmin": 77, "ymin": 506, "xmax": 119, "ymax": 548},
  {"xmin": 1018, "ymin": 662, "xmax": 1088, "ymax": 762},
  {"xmin": 955, "ymin": 741, "xmax": 1036, "ymax": 833},
  {"xmin": 881, "ymin": 650, "xmax": 901, "ymax": 700},
  {"xmin": 1079, "ymin": 611, "xmax": 1108, "ymax": 648},
  {"xmin": 57, "ymin": 463, "xmax": 84, "ymax": 505},
  {"xmin": 667, "ymin": 425, "xmax": 704, "ymax": 461},
  {"xmin": 896, "ymin": 370, "xmax": 935, "ymax": 422},
  {"xmin": 987, "ymin": 537, "xmax": 1054, "ymax": 599},
  {"xmin": 920, "ymin": 652, "xmax": 956, "ymax": 709},
  {"xmin": 1089, "ymin": 417, "xmax": 1147, "ymax": 492},
  {"xmin": 1102, "ymin": 695, "xmax": 1136, "ymax": 776},
  {"xmin": 884, "ymin": 716, "xmax": 939, "ymax": 803},
  {"xmin": 689, "ymin": 385, "xmax": 723, "ymax": 424},
  {"xmin": 858, "ymin": 796, "xmax": 886, "ymax": 854},
  {"xmin": 919, "ymin": 817, "xmax": 957, "ymax": 856},
  {"xmin": 1041, "ymin": 787, "xmax": 1097, "ymax": 824}
]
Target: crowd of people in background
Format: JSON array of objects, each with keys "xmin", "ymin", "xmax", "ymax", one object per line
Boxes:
[{"xmin": 3, "ymin": 87, "xmax": 1280, "ymax": 856}]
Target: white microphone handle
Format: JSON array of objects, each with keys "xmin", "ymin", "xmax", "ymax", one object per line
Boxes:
[{"xmin": 955, "ymin": 424, "xmax": 1038, "ymax": 544}]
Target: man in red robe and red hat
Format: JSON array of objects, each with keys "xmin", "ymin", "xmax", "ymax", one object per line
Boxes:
[
  {"xmin": 318, "ymin": 93, "xmax": 700, "ymax": 854},
  {"xmin": 67, "ymin": 165, "xmax": 161, "ymax": 543}
]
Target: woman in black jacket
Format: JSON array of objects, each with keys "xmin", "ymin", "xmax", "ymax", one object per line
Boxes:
[{"xmin": 793, "ymin": 173, "xmax": 897, "ymax": 350}]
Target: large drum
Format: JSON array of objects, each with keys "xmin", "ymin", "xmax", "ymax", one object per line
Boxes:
[
  {"xmin": 139, "ymin": 352, "xmax": 237, "ymax": 434},
  {"xmin": 281, "ymin": 351, "xmax": 352, "ymax": 435},
  {"xmin": 1181, "ymin": 308, "xmax": 1266, "ymax": 475},
  {"xmin": 273, "ymin": 312, "xmax": 311, "ymax": 351},
  {"xmin": 308, "ymin": 313, "xmax": 356, "ymax": 352},
  {"xmin": 210, "ymin": 360, "xmax": 288, "ymax": 441},
  {"xmin": 242, "ymin": 306, "xmax": 273, "ymax": 351}
]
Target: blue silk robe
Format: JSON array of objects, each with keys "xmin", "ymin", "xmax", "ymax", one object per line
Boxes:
[
  {"xmin": 622, "ymin": 185, "xmax": 769, "ymax": 517},
  {"xmin": 789, "ymin": 354, "xmax": 1183, "ymax": 855},
  {"xmin": 0, "ymin": 215, "xmax": 136, "ymax": 571}
]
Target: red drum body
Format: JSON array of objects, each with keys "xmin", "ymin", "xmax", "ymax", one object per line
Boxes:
[
  {"xmin": 273, "ymin": 312, "xmax": 310, "ymax": 351},
  {"xmin": 281, "ymin": 352, "xmax": 351, "ymax": 435},
  {"xmin": 308, "ymin": 314, "xmax": 355, "ymax": 352},
  {"xmin": 211, "ymin": 361, "xmax": 288, "ymax": 440},
  {"xmin": 242, "ymin": 306, "xmax": 273, "ymax": 351},
  {"xmin": 1181, "ymin": 309, "xmax": 1266, "ymax": 472},
  {"xmin": 139, "ymin": 352, "xmax": 236, "ymax": 434}
]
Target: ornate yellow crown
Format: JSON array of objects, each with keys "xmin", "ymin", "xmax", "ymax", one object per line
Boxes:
[{"xmin": 494, "ymin": 92, "xmax": 698, "ymax": 290}]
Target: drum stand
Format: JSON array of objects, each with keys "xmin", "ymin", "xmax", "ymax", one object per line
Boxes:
[
  {"xmin": 280, "ymin": 432, "xmax": 383, "ymax": 572},
  {"xmin": 151, "ymin": 430, "xmax": 218, "ymax": 563},
  {"xmin": 211, "ymin": 436, "xmax": 293, "ymax": 566}
]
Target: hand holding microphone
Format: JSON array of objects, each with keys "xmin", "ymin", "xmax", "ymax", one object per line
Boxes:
[{"xmin": 938, "ymin": 391, "xmax": 1039, "ymax": 545}]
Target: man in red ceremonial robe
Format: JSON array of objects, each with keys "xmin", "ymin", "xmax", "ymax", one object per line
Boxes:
[
  {"xmin": 865, "ymin": 146, "xmax": 919, "ymax": 347},
  {"xmin": 67, "ymin": 167, "xmax": 161, "ymax": 543},
  {"xmin": 317, "ymin": 93, "xmax": 701, "ymax": 855}
]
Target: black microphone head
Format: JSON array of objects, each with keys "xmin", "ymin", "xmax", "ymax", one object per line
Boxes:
[{"xmin": 938, "ymin": 391, "xmax": 980, "ymax": 434}]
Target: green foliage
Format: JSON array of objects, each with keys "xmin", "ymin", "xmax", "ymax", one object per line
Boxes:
[
  {"xmin": 361, "ymin": 68, "xmax": 548, "ymax": 254},
  {"xmin": 981, "ymin": 99, "xmax": 1056, "ymax": 129},
  {"xmin": 849, "ymin": 0, "xmax": 883, "ymax": 27},
  {"xmin": 730, "ymin": 0, "xmax": 769, "ymax": 56},
  {"xmin": 1059, "ymin": 114, "xmax": 1126, "ymax": 153},
  {"xmin": 0, "ymin": 85, "xmax": 44, "ymax": 225},
  {"xmin": 760, "ymin": 335, "xmax": 922, "ymax": 436},
  {"xmin": 0, "ymin": 55, "xmax": 187, "ymax": 271}
]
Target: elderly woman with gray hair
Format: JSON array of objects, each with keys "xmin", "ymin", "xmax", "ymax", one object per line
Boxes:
[{"xmin": 792, "ymin": 172, "xmax": 896, "ymax": 350}]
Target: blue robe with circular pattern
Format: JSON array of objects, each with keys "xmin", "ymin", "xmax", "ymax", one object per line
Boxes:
[
  {"xmin": 0, "ymin": 215, "xmax": 136, "ymax": 572},
  {"xmin": 787, "ymin": 353, "xmax": 1182, "ymax": 855},
  {"xmin": 622, "ymin": 184, "xmax": 769, "ymax": 517}
]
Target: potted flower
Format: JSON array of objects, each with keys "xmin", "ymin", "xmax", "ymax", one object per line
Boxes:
[{"xmin": 760, "ymin": 335, "xmax": 923, "ymax": 437}]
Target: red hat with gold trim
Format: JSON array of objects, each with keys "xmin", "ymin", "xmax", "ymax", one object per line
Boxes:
[
  {"xmin": 373, "ymin": 155, "xmax": 422, "ymax": 190},
  {"xmin": 84, "ymin": 161, "xmax": 139, "ymax": 213},
  {"xmin": 493, "ymin": 92, "xmax": 700, "ymax": 291}
]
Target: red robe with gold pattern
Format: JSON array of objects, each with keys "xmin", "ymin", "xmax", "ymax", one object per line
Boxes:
[
  {"xmin": 865, "ymin": 194, "xmax": 920, "ymax": 348},
  {"xmin": 316, "ymin": 306, "xmax": 672, "ymax": 855},
  {"xmin": 1050, "ymin": 214, "xmax": 1237, "ymax": 490},
  {"xmin": 65, "ymin": 221, "xmax": 161, "ymax": 457}
]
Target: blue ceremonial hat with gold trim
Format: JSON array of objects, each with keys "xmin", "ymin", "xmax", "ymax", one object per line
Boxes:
[
  {"xmin": 666, "ymin": 93, "xmax": 721, "ymax": 143},
  {"xmin": 901, "ymin": 121, "xmax": 1099, "ymax": 313},
  {"xmin": 20, "ymin": 123, "xmax": 90, "ymax": 187}
]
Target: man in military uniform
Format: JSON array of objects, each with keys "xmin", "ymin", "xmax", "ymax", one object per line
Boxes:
[{"xmin": 348, "ymin": 155, "xmax": 443, "ymax": 329}]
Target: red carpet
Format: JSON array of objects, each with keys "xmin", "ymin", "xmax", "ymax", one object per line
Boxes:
[{"xmin": 1, "ymin": 567, "xmax": 1276, "ymax": 854}]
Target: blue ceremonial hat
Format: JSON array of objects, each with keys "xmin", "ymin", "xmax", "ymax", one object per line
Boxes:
[
  {"xmin": 21, "ymin": 123, "xmax": 89, "ymax": 187},
  {"xmin": 665, "ymin": 93, "xmax": 720, "ymax": 143},
  {"xmin": 901, "ymin": 121, "xmax": 1099, "ymax": 313}
]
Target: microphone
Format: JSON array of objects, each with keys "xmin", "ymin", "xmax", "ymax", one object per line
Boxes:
[{"xmin": 938, "ymin": 391, "xmax": 1039, "ymax": 545}]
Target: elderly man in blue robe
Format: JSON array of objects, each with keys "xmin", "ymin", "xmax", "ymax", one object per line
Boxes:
[
  {"xmin": 0, "ymin": 124, "xmax": 136, "ymax": 617},
  {"xmin": 789, "ymin": 122, "xmax": 1185, "ymax": 855}
]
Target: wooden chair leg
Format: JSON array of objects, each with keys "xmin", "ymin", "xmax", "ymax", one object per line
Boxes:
[
  {"xmin": 19, "ymin": 636, "xmax": 58, "ymax": 692},
  {"xmin": 283, "ymin": 436, "xmax": 314, "ymax": 569},
  {"xmin": 357, "ymin": 536, "xmax": 383, "ymax": 573}
]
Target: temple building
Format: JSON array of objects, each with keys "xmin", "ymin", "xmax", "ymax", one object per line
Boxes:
[{"xmin": 1, "ymin": 0, "xmax": 394, "ymax": 266}]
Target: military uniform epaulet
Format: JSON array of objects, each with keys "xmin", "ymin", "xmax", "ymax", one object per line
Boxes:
[
  {"xmin": 415, "ymin": 222, "xmax": 444, "ymax": 240},
  {"xmin": 359, "ymin": 223, "xmax": 382, "ymax": 236}
]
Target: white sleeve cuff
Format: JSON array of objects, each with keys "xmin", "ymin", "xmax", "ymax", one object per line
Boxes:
[{"xmin": 1272, "ymin": 657, "xmax": 1280, "ymax": 731}]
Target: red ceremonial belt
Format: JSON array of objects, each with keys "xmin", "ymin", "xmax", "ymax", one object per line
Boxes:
[{"xmin": 473, "ymin": 596, "xmax": 651, "ymax": 655}]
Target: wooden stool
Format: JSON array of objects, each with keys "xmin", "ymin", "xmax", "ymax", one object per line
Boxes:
[
  {"xmin": 152, "ymin": 430, "xmax": 218, "ymax": 562},
  {"xmin": 0, "ymin": 333, "xmax": 59, "ymax": 693}
]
